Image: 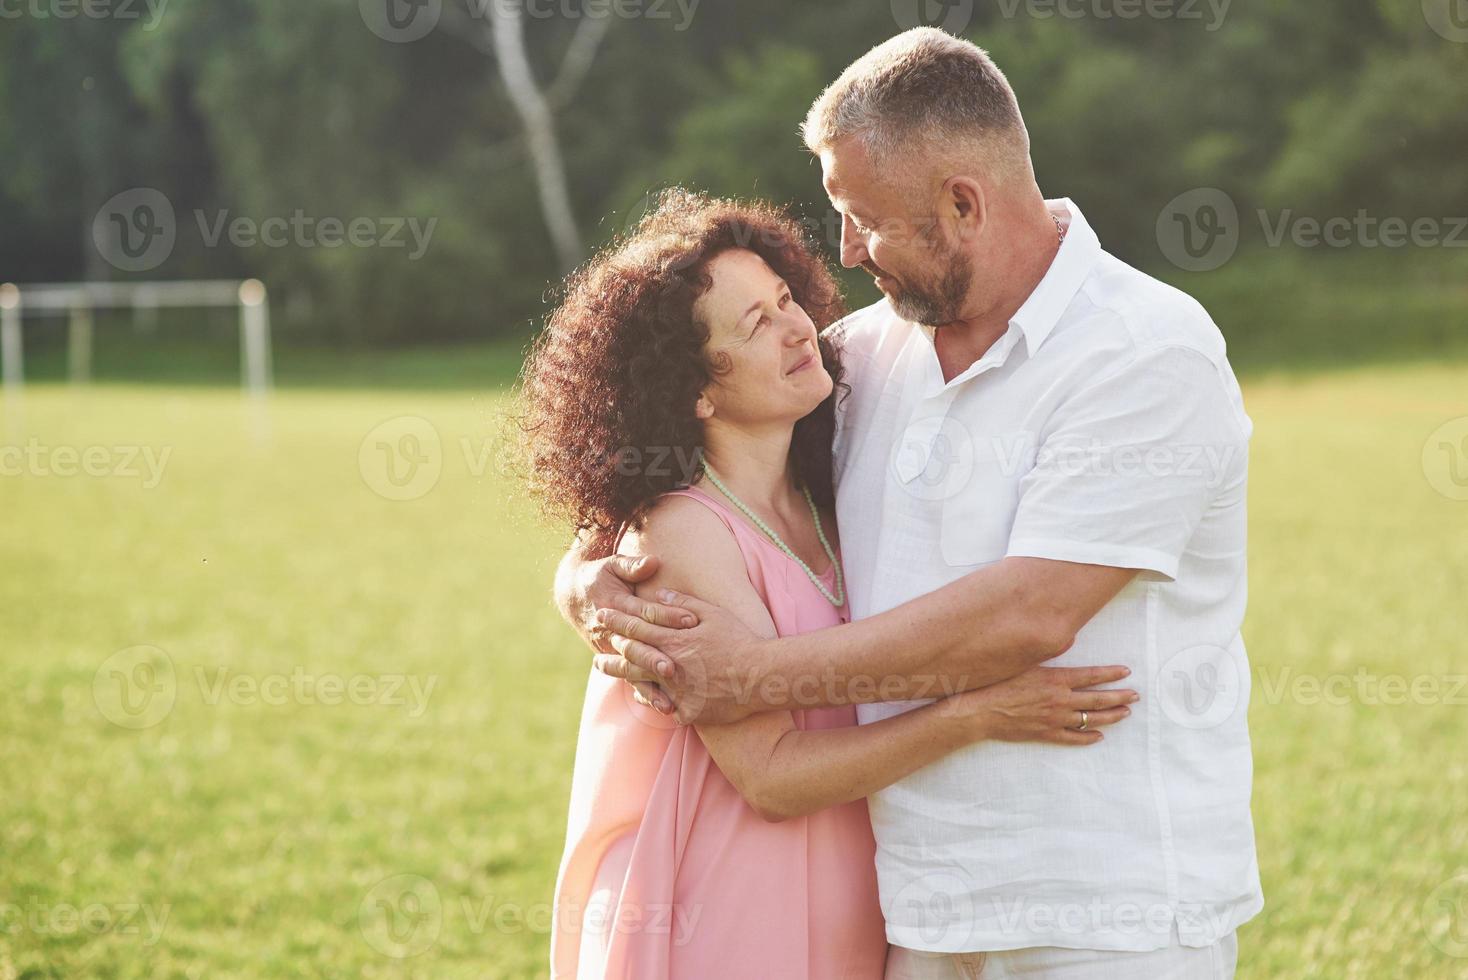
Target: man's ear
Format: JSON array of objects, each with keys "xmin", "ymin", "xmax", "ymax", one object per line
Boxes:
[
  {"xmin": 942, "ymin": 175, "xmax": 988, "ymax": 244},
  {"xmin": 695, "ymin": 392, "xmax": 715, "ymax": 420}
]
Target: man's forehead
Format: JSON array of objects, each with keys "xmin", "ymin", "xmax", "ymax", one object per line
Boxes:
[
  {"xmin": 821, "ymin": 140, "xmax": 889, "ymax": 213},
  {"xmin": 820, "ymin": 140, "xmax": 866, "ymax": 190}
]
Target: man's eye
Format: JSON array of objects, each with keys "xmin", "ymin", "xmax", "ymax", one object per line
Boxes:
[{"xmin": 778, "ymin": 293, "xmax": 791, "ymax": 308}]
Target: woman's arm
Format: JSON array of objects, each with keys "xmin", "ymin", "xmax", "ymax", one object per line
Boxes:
[
  {"xmin": 623, "ymin": 496, "xmax": 1135, "ymax": 822},
  {"xmin": 697, "ymin": 668, "xmax": 1132, "ymax": 822}
]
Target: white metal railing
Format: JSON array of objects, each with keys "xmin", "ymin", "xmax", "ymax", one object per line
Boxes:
[{"xmin": 0, "ymin": 279, "xmax": 272, "ymax": 400}]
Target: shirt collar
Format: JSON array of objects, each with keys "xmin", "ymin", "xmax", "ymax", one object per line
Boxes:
[{"xmin": 1010, "ymin": 198, "xmax": 1101, "ymax": 359}]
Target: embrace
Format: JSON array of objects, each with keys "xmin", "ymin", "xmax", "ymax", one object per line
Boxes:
[{"xmin": 520, "ymin": 27, "xmax": 1262, "ymax": 980}]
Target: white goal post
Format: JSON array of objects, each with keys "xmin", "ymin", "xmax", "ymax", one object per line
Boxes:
[{"xmin": 0, "ymin": 279, "xmax": 272, "ymax": 401}]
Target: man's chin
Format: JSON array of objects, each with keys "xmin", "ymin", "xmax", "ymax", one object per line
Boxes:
[{"xmin": 874, "ymin": 278, "xmax": 904, "ymax": 307}]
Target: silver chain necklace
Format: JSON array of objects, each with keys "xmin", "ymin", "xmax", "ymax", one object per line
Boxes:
[
  {"xmin": 700, "ymin": 465, "xmax": 846, "ymax": 607},
  {"xmin": 1053, "ymin": 213, "xmax": 1067, "ymax": 244}
]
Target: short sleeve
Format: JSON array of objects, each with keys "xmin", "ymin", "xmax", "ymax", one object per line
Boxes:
[{"xmin": 1006, "ymin": 345, "xmax": 1250, "ymax": 581}]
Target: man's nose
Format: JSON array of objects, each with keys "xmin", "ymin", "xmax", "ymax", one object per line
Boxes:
[{"xmin": 839, "ymin": 214, "xmax": 868, "ymax": 269}]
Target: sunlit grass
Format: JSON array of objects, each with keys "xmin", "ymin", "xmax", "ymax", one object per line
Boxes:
[{"xmin": 1, "ymin": 358, "xmax": 1465, "ymax": 978}]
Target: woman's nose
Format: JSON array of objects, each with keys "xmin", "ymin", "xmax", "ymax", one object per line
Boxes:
[{"xmin": 782, "ymin": 315, "xmax": 814, "ymax": 344}]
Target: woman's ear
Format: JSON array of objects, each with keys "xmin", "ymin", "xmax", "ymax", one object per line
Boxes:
[{"xmin": 695, "ymin": 391, "xmax": 715, "ymax": 420}]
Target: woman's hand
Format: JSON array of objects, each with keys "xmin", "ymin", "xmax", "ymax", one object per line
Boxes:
[{"xmin": 944, "ymin": 664, "xmax": 1139, "ymax": 745}]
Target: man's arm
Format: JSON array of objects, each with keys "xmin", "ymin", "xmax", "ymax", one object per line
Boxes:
[
  {"xmin": 594, "ymin": 556, "xmax": 1136, "ymax": 724},
  {"xmin": 760, "ymin": 556, "xmax": 1136, "ymax": 700}
]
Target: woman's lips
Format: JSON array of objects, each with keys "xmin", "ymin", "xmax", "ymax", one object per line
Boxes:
[{"xmin": 786, "ymin": 353, "xmax": 816, "ymax": 375}]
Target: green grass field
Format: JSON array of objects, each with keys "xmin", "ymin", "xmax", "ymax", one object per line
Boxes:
[{"xmin": 3, "ymin": 326, "xmax": 1467, "ymax": 975}]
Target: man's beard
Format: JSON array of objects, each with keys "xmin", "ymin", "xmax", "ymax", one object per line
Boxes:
[{"xmin": 878, "ymin": 245, "xmax": 972, "ymax": 328}]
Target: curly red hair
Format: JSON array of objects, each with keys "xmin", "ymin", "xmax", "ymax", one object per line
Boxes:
[{"xmin": 518, "ymin": 188, "xmax": 848, "ymax": 547}]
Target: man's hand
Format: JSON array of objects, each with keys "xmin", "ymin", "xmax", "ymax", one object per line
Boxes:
[
  {"xmin": 555, "ymin": 549, "xmax": 703, "ymax": 714},
  {"xmin": 592, "ymin": 589, "xmax": 770, "ymax": 726}
]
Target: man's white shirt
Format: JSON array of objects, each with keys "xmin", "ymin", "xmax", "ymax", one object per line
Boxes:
[{"xmin": 828, "ymin": 199, "xmax": 1263, "ymax": 953}]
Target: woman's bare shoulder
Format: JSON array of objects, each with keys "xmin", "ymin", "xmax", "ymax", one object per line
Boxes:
[
  {"xmin": 620, "ymin": 492, "xmax": 740, "ymax": 569},
  {"xmin": 621, "ymin": 492, "xmax": 775, "ymax": 637}
]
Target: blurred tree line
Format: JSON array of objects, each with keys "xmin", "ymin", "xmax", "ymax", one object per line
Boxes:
[{"xmin": 1, "ymin": 0, "xmax": 1463, "ymax": 345}]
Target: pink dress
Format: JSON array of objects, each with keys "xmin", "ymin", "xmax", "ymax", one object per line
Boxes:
[{"xmin": 551, "ymin": 485, "xmax": 888, "ymax": 979}]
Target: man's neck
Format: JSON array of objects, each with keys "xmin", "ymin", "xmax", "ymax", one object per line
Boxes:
[{"xmin": 932, "ymin": 200, "xmax": 1061, "ymax": 383}]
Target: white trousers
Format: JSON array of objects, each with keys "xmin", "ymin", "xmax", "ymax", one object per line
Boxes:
[{"xmin": 883, "ymin": 933, "xmax": 1238, "ymax": 980}]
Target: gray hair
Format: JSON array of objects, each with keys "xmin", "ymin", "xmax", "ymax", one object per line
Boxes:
[{"xmin": 800, "ymin": 28, "xmax": 1030, "ymax": 184}]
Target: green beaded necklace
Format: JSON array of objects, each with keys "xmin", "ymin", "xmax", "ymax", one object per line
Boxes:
[{"xmin": 701, "ymin": 464, "xmax": 846, "ymax": 607}]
